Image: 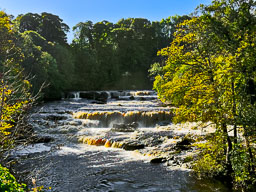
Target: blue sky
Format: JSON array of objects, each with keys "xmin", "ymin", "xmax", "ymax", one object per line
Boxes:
[{"xmin": 0, "ymin": 0, "xmax": 211, "ymax": 42}]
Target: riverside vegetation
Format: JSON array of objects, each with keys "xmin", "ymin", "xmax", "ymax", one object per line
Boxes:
[{"xmin": 0, "ymin": 0, "xmax": 256, "ymax": 191}]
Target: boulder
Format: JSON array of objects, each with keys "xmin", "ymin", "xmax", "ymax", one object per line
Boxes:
[
  {"xmin": 111, "ymin": 122, "xmax": 139, "ymax": 132},
  {"xmin": 94, "ymin": 92, "xmax": 108, "ymax": 103},
  {"xmin": 129, "ymin": 96, "xmax": 135, "ymax": 100},
  {"xmin": 122, "ymin": 141, "xmax": 145, "ymax": 151},
  {"xmin": 175, "ymin": 137, "xmax": 195, "ymax": 150},
  {"xmin": 44, "ymin": 115, "xmax": 68, "ymax": 121},
  {"xmin": 32, "ymin": 136, "xmax": 54, "ymax": 144},
  {"xmin": 99, "ymin": 91, "xmax": 109, "ymax": 100},
  {"xmin": 110, "ymin": 92, "xmax": 120, "ymax": 99},
  {"xmin": 150, "ymin": 157, "xmax": 167, "ymax": 164},
  {"xmin": 80, "ymin": 92, "xmax": 96, "ymax": 99}
]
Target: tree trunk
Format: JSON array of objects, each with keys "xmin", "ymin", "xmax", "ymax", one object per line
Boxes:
[
  {"xmin": 243, "ymin": 125, "xmax": 255, "ymax": 173},
  {"xmin": 231, "ymin": 80, "xmax": 237, "ymax": 144},
  {"xmin": 222, "ymin": 123, "xmax": 233, "ymax": 175}
]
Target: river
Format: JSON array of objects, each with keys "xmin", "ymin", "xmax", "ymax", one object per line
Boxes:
[{"xmin": 12, "ymin": 90, "xmax": 231, "ymax": 192}]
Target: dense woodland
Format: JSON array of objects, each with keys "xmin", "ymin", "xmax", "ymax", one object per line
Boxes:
[
  {"xmin": 0, "ymin": 0, "xmax": 256, "ymax": 191},
  {"xmin": 151, "ymin": 0, "xmax": 256, "ymax": 190},
  {"xmin": 1, "ymin": 11, "xmax": 190, "ymax": 100}
]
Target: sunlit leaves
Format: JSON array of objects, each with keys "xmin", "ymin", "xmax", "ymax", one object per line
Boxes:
[{"xmin": 151, "ymin": 0, "xmax": 256, "ymax": 189}]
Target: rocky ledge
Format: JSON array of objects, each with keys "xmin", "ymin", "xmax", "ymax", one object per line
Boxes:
[{"xmin": 78, "ymin": 122, "xmax": 216, "ymax": 169}]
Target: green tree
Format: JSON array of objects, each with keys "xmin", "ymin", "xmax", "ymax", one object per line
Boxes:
[
  {"xmin": 17, "ymin": 12, "xmax": 70, "ymax": 44},
  {"xmin": 151, "ymin": 0, "xmax": 256, "ymax": 189}
]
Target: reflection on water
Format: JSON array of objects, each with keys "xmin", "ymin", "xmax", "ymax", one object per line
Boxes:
[{"xmin": 14, "ymin": 90, "xmax": 231, "ymax": 192}]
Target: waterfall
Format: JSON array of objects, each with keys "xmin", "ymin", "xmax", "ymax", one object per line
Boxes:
[{"xmin": 73, "ymin": 92, "xmax": 80, "ymax": 99}]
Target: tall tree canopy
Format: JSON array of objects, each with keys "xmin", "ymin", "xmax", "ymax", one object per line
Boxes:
[
  {"xmin": 17, "ymin": 12, "xmax": 69, "ymax": 44},
  {"xmin": 71, "ymin": 16, "xmax": 189, "ymax": 90},
  {"xmin": 151, "ymin": 0, "xmax": 256, "ymax": 189}
]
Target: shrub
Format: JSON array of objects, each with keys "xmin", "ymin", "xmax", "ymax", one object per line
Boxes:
[{"xmin": 0, "ymin": 164, "xmax": 26, "ymax": 192}]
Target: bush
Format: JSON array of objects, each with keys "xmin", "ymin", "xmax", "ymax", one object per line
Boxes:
[
  {"xmin": 0, "ymin": 164, "xmax": 27, "ymax": 192},
  {"xmin": 193, "ymin": 132, "xmax": 226, "ymax": 178}
]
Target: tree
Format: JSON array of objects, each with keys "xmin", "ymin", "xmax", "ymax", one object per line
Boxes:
[
  {"xmin": 17, "ymin": 12, "xmax": 70, "ymax": 44},
  {"xmin": 151, "ymin": 0, "xmax": 256, "ymax": 189},
  {"xmin": 15, "ymin": 13, "xmax": 73, "ymax": 99},
  {"xmin": 0, "ymin": 11, "xmax": 34, "ymax": 157}
]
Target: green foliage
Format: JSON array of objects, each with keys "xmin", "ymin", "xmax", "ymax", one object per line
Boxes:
[
  {"xmin": 0, "ymin": 11, "xmax": 33, "ymax": 151},
  {"xmin": 71, "ymin": 16, "xmax": 189, "ymax": 90},
  {"xmin": 231, "ymin": 144, "xmax": 256, "ymax": 190},
  {"xmin": 0, "ymin": 164, "xmax": 27, "ymax": 192},
  {"xmin": 183, "ymin": 155, "xmax": 193, "ymax": 163},
  {"xmin": 152, "ymin": 0, "xmax": 256, "ymax": 189},
  {"xmin": 193, "ymin": 132, "xmax": 226, "ymax": 178},
  {"xmin": 15, "ymin": 13, "xmax": 74, "ymax": 99},
  {"xmin": 4, "ymin": 10, "xmax": 192, "ymax": 94},
  {"xmin": 17, "ymin": 12, "xmax": 69, "ymax": 44}
]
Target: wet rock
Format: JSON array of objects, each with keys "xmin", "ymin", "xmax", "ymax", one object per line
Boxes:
[
  {"xmin": 44, "ymin": 115, "xmax": 68, "ymax": 121},
  {"xmin": 80, "ymin": 91, "xmax": 99, "ymax": 100},
  {"xmin": 79, "ymin": 91, "xmax": 92, "ymax": 99},
  {"xmin": 138, "ymin": 97, "xmax": 146, "ymax": 101},
  {"xmin": 150, "ymin": 157, "xmax": 167, "ymax": 164},
  {"xmin": 80, "ymin": 91, "xmax": 108, "ymax": 102},
  {"xmin": 177, "ymin": 138, "xmax": 191, "ymax": 146},
  {"xmin": 111, "ymin": 122, "xmax": 139, "ymax": 132},
  {"xmin": 56, "ymin": 111, "xmax": 72, "ymax": 115},
  {"xmin": 110, "ymin": 92, "xmax": 120, "ymax": 99},
  {"xmin": 98, "ymin": 92, "xmax": 109, "ymax": 101},
  {"xmin": 137, "ymin": 134, "xmax": 164, "ymax": 147},
  {"xmin": 129, "ymin": 96, "xmax": 135, "ymax": 100},
  {"xmin": 31, "ymin": 136, "xmax": 54, "ymax": 144},
  {"xmin": 123, "ymin": 141, "xmax": 145, "ymax": 151},
  {"xmin": 91, "ymin": 100, "xmax": 107, "ymax": 104},
  {"xmin": 175, "ymin": 137, "xmax": 194, "ymax": 150},
  {"xmin": 68, "ymin": 120, "xmax": 82, "ymax": 126},
  {"xmin": 157, "ymin": 121, "xmax": 171, "ymax": 126}
]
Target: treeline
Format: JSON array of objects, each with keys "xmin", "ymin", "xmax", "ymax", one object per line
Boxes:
[
  {"xmin": 0, "ymin": 11, "xmax": 190, "ymax": 100},
  {"xmin": 151, "ymin": 0, "xmax": 256, "ymax": 190},
  {"xmin": 71, "ymin": 16, "xmax": 189, "ymax": 91}
]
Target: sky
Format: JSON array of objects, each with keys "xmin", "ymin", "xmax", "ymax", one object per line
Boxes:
[{"xmin": 0, "ymin": 0, "xmax": 211, "ymax": 42}]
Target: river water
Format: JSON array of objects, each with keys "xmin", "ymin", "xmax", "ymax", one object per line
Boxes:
[{"xmin": 13, "ymin": 90, "xmax": 231, "ymax": 192}]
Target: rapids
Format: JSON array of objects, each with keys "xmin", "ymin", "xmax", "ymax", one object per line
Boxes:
[{"xmin": 12, "ymin": 90, "xmax": 231, "ymax": 192}]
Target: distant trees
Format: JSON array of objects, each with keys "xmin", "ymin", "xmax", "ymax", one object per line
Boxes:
[
  {"xmin": 18, "ymin": 12, "xmax": 69, "ymax": 44},
  {"xmin": 0, "ymin": 9, "xmax": 192, "ymax": 97},
  {"xmin": 15, "ymin": 12, "xmax": 74, "ymax": 99},
  {"xmin": 5, "ymin": 11, "xmax": 190, "ymax": 97},
  {"xmin": 72, "ymin": 16, "xmax": 189, "ymax": 90}
]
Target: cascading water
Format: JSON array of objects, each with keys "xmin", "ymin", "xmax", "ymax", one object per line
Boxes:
[
  {"xmin": 12, "ymin": 90, "xmax": 231, "ymax": 192},
  {"xmin": 73, "ymin": 92, "xmax": 80, "ymax": 100}
]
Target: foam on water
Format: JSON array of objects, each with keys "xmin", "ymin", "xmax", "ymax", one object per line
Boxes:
[
  {"xmin": 13, "ymin": 143, "xmax": 51, "ymax": 155},
  {"xmin": 13, "ymin": 90, "xmax": 231, "ymax": 192}
]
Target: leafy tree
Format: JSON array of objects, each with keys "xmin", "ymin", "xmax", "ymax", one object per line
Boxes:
[
  {"xmin": 15, "ymin": 13, "xmax": 73, "ymax": 98},
  {"xmin": 17, "ymin": 13, "xmax": 41, "ymax": 33},
  {"xmin": 151, "ymin": 0, "xmax": 256, "ymax": 189},
  {"xmin": 0, "ymin": 11, "xmax": 36, "ymax": 161},
  {"xmin": 17, "ymin": 12, "xmax": 70, "ymax": 44}
]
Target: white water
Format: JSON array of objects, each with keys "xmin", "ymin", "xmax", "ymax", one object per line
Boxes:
[{"xmin": 13, "ymin": 90, "xmax": 230, "ymax": 192}]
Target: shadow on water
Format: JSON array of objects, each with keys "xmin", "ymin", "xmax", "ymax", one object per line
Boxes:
[
  {"xmin": 16, "ymin": 144, "xmax": 232, "ymax": 192},
  {"xmin": 15, "ymin": 91, "xmax": 234, "ymax": 192}
]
